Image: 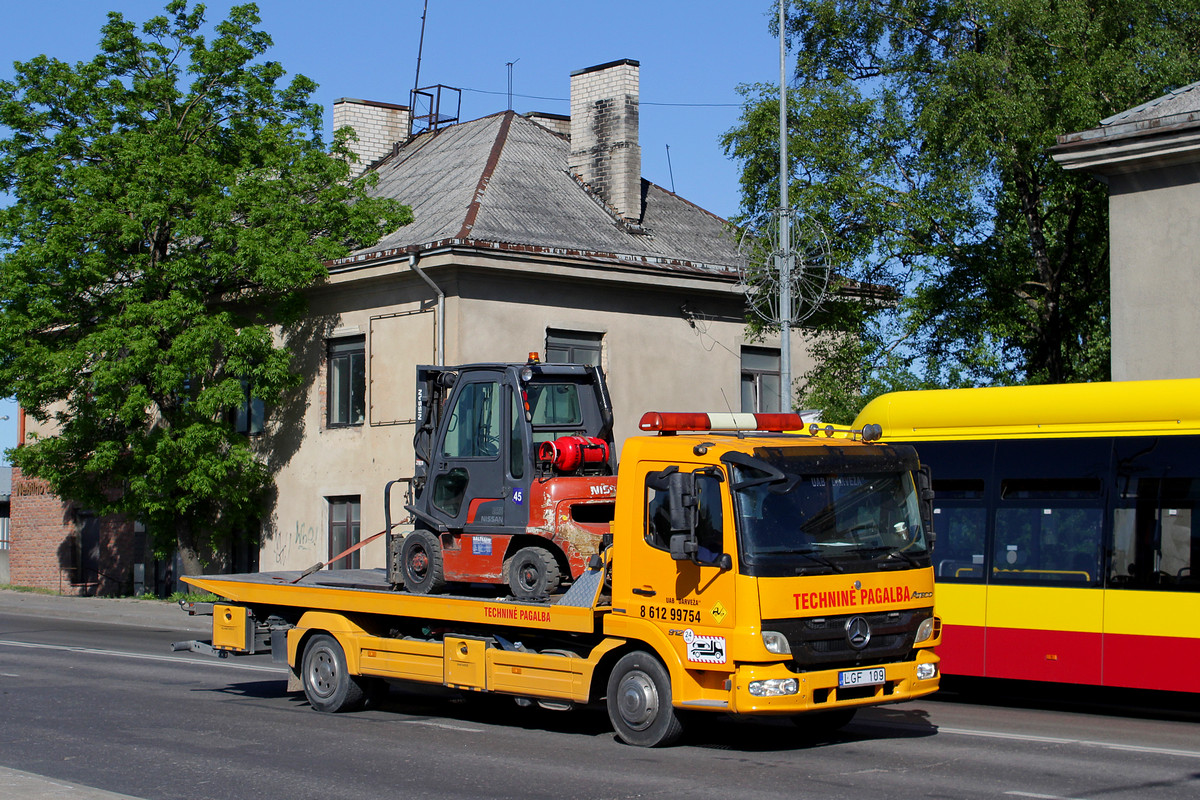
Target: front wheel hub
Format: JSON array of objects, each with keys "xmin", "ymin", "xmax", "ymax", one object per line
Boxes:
[{"xmin": 615, "ymin": 669, "xmax": 658, "ymax": 731}]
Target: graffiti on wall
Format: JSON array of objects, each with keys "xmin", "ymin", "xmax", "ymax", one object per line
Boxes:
[{"xmin": 271, "ymin": 521, "xmax": 321, "ymax": 566}]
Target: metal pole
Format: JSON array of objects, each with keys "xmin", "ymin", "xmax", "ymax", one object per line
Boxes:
[{"xmin": 778, "ymin": 0, "xmax": 792, "ymax": 412}]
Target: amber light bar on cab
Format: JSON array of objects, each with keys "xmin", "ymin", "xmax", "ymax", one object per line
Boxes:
[{"xmin": 638, "ymin": 412, "xmax": 806, "ymax": 433}]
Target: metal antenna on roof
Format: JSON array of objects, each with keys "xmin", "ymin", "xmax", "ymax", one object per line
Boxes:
[
  {"xmin": 665, "ymin": 144, "xmax": 676, "ymax": 193},
  {"xmin": 506, "ymin": 58, "xmax": 521, "ymax": 110},
  {"xmin": 415, "ymin": 0, "xmax": 429, "ymax": 104}
]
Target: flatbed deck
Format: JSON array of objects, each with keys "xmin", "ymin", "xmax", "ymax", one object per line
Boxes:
[{"xmin": 184, "ymin": 567, "xmax": 606, "ymax": 635}]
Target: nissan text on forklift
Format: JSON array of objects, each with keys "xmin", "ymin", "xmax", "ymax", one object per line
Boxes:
[{"xmin": 179, "ymin": 356, "xmax": 941, "ymax": 747}]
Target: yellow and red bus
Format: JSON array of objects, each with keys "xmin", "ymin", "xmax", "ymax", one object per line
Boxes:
[{"xmin": 853, "ymin": 378, "xmax": 1200, "ymax": 692}]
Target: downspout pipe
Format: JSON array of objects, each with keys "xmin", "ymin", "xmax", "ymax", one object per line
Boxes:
[{"xmin": 407, "ymin": 246, "xmax": 444, "ymax": 364}]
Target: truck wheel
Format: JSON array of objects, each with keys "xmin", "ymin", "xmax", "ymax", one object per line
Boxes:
[
  {"xmin": 506, "ymin": 546, "xmax": 561, "ymax": 599},
  {"xmin": 606, "ymin": 651, "xmax": 683, "ymax": 747},
  {"xmin": 301, "ymin": 634, "xmax": 365, "ymax": 713},
  {"xmin": 401, "ymin": 530, "xmax": 446, "ymax": 594}
]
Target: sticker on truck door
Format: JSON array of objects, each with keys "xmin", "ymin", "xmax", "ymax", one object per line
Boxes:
[{"xmin": 683, "ymin": 629, "xmax": 726, "ymax": 664}]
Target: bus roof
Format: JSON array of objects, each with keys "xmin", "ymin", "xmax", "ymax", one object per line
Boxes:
[{"xmin": 853, "ymin": 378, "xmax": 1200, "ymax": 440}]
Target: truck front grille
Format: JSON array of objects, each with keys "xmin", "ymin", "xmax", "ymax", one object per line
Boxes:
[{"xmin": 763, "ymin": 608, "xmax": 932, "ymax": 668}]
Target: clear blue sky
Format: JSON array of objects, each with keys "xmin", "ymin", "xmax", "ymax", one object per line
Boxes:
[{"xmin": 0, "ymin": 0, "xmax": 786, "ymax": 463}]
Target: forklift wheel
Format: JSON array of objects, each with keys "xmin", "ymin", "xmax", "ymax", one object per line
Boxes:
[
  {"xmin": 506, "ymin": 546, "xmax": 561, "ymax": 599},
  {"xmin": 401, "ymin": 530, "xmax": 446, "ymax": 594}
]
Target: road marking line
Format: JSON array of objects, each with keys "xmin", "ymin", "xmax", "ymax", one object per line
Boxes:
[
  {"xmin": 939, "ymin": 725, "xmax": 1200, "ymax": 760},
  {"xmin": 1005, "ymin": 792, "xmax": 1077, "ymax": 800},
  {"xmin": 0, "ymin": 638, "xmax": 283, "ymax": 673},
  {"xmin": 401, "ymin": 720, "xmax": 485, "ymax": 733}
]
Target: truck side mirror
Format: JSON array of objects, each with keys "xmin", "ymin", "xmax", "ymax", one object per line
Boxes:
[
  {"xmin": 666, "ymin": 470, "xmax": 697, "ymax": 532},
  {"xmin": 669, "ymin": 533, "xmax": 697, "ymax": 561}
]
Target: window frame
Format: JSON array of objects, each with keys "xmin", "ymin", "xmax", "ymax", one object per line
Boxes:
[
  {"xmin": 327, "ymin": 336, "xmax": 366, "ymax": 428},
  {"xmin": 741, "ymin": 346, "xmax": 781, "ymax": 413},
  {"xmin": 327, "ymin": 495, "xmax": 361, "ymax": 570},
  {"xmin": 545, "ymin": 329, "xmax": 602, "ymax": 367}
]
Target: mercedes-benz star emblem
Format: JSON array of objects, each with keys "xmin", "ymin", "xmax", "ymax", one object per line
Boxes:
[{"xmin": 845, "ymin": 616, "xmax": 871, "ymax": 650}]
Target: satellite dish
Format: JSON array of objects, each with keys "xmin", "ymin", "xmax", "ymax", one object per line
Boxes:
[{"xmin": 738, "ymin": 209, "xmax": 832, "ymax": 326}]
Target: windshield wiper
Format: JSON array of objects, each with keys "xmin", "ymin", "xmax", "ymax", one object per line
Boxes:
[
  {"xmin": 864, "ymin": 546, "xmax": 920, "ymax": 568},
  {"xmin": 793, "ymin": 549, "xmax": 844, "ymax": 574}
]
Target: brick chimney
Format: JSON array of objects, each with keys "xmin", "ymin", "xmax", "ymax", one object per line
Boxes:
[
  {"xmin": 568, "ymin": 59, "xmax": 642, "ymax": 222},
  {"xmin": 332, "ymin": 98, "xmax": 412, "ymax": 173}
]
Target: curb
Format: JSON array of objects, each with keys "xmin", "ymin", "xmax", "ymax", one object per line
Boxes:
[{"xmin": 0, "ymin": 588, "xmax": 209, "ymax": 633}]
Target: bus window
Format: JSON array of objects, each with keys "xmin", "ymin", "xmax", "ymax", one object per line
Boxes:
[
  {"xmin": 1111, "ymin": 476, "xmax": 1200, "ymax": 590},
  {"xmin": 933, "ymin": 506, "xmax": 986, "ymax": 580},
  {"xmin": 993, "ymin": 506, "xmax": 1103, "ymax": 585}
]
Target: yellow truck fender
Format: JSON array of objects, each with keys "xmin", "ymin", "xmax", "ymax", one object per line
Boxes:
[{"xmin": 287, "ymin": 610, "xmax": 369, "ymax": 674}]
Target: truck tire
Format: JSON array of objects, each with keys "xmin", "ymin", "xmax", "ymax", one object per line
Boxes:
[
  {"xmin": 401, "ymin": 530, "xmax": 446, "ymax": 594},
  {"xmin": 606, "ymin": 650, "xmax": 683, "ymax": 747},
  {"xmin": 506, "ymin": 546, "xmax": 561, "ymax": 599},
  {"xmin": 301, "ymin": 634, "xmax": 365, "ymax": 713}
]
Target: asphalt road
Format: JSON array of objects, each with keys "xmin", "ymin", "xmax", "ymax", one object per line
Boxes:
[{"xmin": 1, "ymin": 590, "xmax": 1198, "ymax": 800}]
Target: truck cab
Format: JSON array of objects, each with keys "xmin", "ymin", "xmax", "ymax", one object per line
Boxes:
[{"xmin": 602, "ymin": 412, "xmax": 940, "ymax": 742}]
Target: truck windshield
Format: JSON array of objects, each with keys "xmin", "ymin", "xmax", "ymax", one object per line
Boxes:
[{"xmin": 729, "ymin": 451, "xmax": 930, "ymax": 576}]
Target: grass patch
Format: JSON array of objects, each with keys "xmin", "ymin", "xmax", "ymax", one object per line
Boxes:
[
  {"xmin": 0, "ymin": 583, "xmax": 61, "ymax": 595},
  {"xmin": 168, "ymin": 591, "xmax": 220, "ymax": 604}
]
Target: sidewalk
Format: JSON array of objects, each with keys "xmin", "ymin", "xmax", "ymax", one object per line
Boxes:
[
  {"xmin": 0, "ymin": 588, "xmax": 209, "ymax": 633},
  {"xmin": 0, "ymin": 766, "xmax": 144, "ymax": 800}
]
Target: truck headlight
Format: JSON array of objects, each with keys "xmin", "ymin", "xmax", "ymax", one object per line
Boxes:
[
  {"xmin": 749, "ymin": 678, "xmax": 799, "ymax": 697},
  {"xmin": 762, "ymin": 630, "xmax": 791, "ymax": 655},
  {"xmin": 916, "ymin": 663, "xmax": 938, "ymax": 681},
  {"xmin": 914, "ymin": 617, "xmax": 935, "ymax": 644}
]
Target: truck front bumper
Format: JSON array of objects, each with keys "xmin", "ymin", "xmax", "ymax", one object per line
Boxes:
[{"xmin": 728, "ymin": 649, "xmax": 940, "ymax": 715}]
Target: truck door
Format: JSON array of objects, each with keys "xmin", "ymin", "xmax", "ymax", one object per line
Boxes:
[
  {"xmin": 425, "ymin": 371, "xmax": 506, "ymax": 530},
  {"xmin": 631, "ymin": 462, "xmax": 738, "ymax": 669}
]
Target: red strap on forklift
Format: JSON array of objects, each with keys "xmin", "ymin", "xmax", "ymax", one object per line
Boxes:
[{"xmin": 291, "ymin": 529, "xmax": 388, "ymax": 583}]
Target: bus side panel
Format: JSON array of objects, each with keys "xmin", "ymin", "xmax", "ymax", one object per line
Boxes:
[
  {"xmin": 983, "ymin": 627, "xmax": 1102, "ymax": 684},
  {"xmin": 983, "ymin": 586, "xmax": 1104, "ymax": 684},
  {"xmin": 934, "ymin": 584, "xmax": 987, "ymax": 677},
  {"xmin": 1103, "ymin": 591, "xmax": 1200, "ymax": 692}
]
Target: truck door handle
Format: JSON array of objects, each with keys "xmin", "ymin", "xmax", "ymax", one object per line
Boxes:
[{"xmin": 632, "ymin": 587, "xmax": 656, "ymax": 597}]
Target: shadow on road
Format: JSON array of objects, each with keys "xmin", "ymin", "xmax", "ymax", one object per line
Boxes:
[{"xmin": 200, "ymin": 676, "xmax": 940, "ymax": 752}]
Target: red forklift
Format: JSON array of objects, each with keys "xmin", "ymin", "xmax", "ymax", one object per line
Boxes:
[{"xmin": 387, "ymin": 356, "xmax": 616, "ymax": 598}]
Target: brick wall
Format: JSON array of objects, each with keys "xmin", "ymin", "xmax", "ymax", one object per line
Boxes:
[
  {"xmin": 9, "ymin": 468, "xmax": 136, "ymax": 596},
  {"xmin": 568, "ymin": 59, "xmax": 641, "ymax": 222},
  {"xmin": 333, "ymin": 98, "xmax": 412, "ymax": 174}
]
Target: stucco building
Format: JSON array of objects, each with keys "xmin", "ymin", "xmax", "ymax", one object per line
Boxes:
[
  {"xmin": 11, "ymin": 59, "xmax": 817, "ymax": 591},
  {"xmin": 1052, "ymin": 81, "xmax": 1200, "ymax": 381}
]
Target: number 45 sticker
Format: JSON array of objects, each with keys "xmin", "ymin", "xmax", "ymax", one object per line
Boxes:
[{"xmin": 511, "ymin": 488, "xmax": 524, "ymax": 505}]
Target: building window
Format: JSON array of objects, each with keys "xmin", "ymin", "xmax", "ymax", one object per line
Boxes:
[
  {"xmin": 234, "ymin": 379, "xmax": 265, "ymax": 435},
  {"xmin": 328, "ymin": 496, "xmax": 361, "ymax": 569},
  {"xmin": 546, "ymin": 329, "xmax": 602, "ymax": 366},
  {"xmin": 741, "ymin": 347, "xmax": 781, "ymax": 413},
  {"xmin": 327, "ymin": 336, "xmax": 365, "ymax": 427}
]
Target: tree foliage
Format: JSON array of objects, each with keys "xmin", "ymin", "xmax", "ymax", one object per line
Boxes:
[
  {"xmin": 0, "ymin": 1, "xmax": 411, "ymax": 556},
  {"xmin": 724, "ymin": 0, "xmax": 1200, "ymax": 421}
]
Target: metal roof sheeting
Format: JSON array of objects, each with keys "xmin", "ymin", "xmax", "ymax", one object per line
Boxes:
[{"xmin": 350, "ymin": 111, "xmax": 739, "ymax": 276}]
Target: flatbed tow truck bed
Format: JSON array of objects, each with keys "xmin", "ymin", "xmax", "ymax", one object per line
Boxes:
[{"xmin": 184, "ymin": 565, "xmax": 605, "ymax": 636}]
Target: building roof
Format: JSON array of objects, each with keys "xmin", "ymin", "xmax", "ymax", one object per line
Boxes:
[
  {"xmin": 333, "ymin": 111, "xmax": 740, "ymax": 277},
  {"xmin": 1052, "ymin": 81, "xmax": 1200, "ymax": 173},
  {"xmin": 1099, "ymin": 80, "xmax": 1200, "ymax": 128}
]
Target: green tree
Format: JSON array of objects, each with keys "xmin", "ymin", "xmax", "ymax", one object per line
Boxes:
[
  {"xmin": 724, "ymin": 0, "xmax": 1200, "ymax": 421},
  {"xmin": 0, "ymin": 1, "xmax": 410, "ymax": 557}
]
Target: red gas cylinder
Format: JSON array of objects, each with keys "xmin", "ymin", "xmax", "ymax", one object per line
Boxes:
[{"xmin": 537, "ymin": 436, "xmax": 610, "ymax": 472}]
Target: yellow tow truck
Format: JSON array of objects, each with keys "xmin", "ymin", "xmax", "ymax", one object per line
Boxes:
[{"xmin": 182, "ymin": 411, "xmax": 941, "ymax": 747}]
